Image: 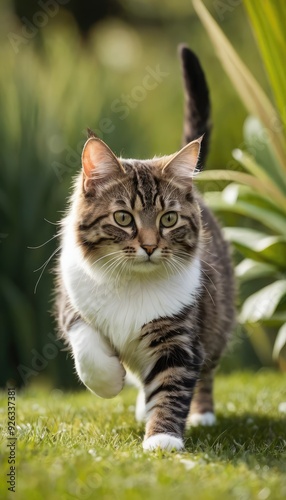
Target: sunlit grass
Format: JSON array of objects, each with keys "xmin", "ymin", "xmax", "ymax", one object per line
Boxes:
[{"xmin": 0, "ymin": 372, "xmax": 286, "ymax": 499}]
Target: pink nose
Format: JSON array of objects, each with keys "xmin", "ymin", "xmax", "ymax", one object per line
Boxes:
[{"xmin": 141, "ymin": 245, "xmax": 158, "ymax": 256}]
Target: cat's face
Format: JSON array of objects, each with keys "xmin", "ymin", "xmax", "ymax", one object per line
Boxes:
[{"xmin": 73, "ymin": 136, "xmax": 202, "ymax": 279}]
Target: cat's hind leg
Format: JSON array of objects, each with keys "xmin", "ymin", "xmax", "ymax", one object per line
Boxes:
[
  {"xmin": 124, "ymin": 372, "xmax": 146, "ymax": 422},
  {"xmin": 68, "ymin": 320, "xmax": 126, "ymax": 398},
  {"xmin": 187, "ymin": 369, "xmax": 216, "ymax": 427}
]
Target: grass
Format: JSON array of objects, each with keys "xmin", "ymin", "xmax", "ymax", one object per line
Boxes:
[{"xmin": 1, "ymin": 371, "xmax": 286, "ymax": 499}]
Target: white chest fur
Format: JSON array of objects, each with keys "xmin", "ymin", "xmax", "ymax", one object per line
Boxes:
[{"xmin": 60, "ymin": 223, "xmax": 202, "ymax": 353}]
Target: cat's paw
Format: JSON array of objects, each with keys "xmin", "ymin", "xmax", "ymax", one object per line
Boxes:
[
  {"xmin": 188, "ymin": 411, "xmax": 216, "ymax": 427},
  {"xmin": 70, "ymin": 322, "xmax": 125, "ymax": 399},
  {"xmin": 143, "ymin": 434, "xmax": 184, "ymax": 452},
  {"xmin": 78, "ymin": 355, "xmax": 126, "ymax": 399}
]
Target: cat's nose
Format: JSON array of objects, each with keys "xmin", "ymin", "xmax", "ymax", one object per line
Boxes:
[{"xmin": 141, "ymin": 244, "xmax": 158, "ymax": 256}]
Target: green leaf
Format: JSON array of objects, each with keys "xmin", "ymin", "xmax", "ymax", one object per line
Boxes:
[
  {"xmin": 222, "ymin": 183, "xmax": 286, "ymax": 218},
  {"xmin": 244, "ymin": 323, "xmax": 273, "ymax": 366},
  {"xmin": 204, "ymin": 190, "xmax": 286, "ymax": 234},
  {"xmin": 223, "ymin": 227, "xmax": 286, "ymax": 269},
  {"xmin": 273, "ymin": 323, "xmax": 286, "ymax": 361},
  {"xmin": 232, "ymin": 147, "xmax": 286, "ymax": 198},
  {"xmin": 196, "ymin": 170, "xmax": 286, "ymax": 209},
  {"xmin": 193, "ymin": 0, "xmax": 286, "ymax": 171},
  {"xmin": 240, "ymin": 280, "xmax": 286, "ymax": 323},
  {"xmin": 243, "ymin": 117, "xmax": 286, "ymax": 193},
  {"xmin": 235, "ymin": 259, "xmax": 277, "ymax": 282},
  {"xmin": 243, "ymin": 0, "xmax": 286, "ymax": 125},
  {"xmin": 262, "ymin": 312, "xmax": 286, "ymax": 328}
]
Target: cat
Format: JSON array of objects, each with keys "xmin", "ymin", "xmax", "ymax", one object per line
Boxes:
[{"xmin": 55, "ymin": 45, "xmax": 235, "ymax": 452}]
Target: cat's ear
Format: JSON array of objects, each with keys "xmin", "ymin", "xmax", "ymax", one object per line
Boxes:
[
  {"xmin": 82, "ymin": 137, "xmax": 126, "ymax": 195},
  {"xmin": 86, "ymin": 128, "xmax": 98, "ymax": 139},
  {"xmin": 162, "ymin": 136, "xmax": 203, "ymax": 187}
]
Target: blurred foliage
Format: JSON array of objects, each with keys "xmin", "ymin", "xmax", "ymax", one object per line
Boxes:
[
  {"xmin": 13, "ymin": 0, "xmax": 124, "ymax": 34},
  {"xmin": 194, "ymin": 0, "xmax": 286, "ymax": 370},
  {"xmin": 0, "ymin": 0, "xmax": 271, "ymax": 387}
]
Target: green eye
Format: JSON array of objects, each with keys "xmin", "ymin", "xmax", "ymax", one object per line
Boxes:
[
  {"xmin": 114, "ymin": 211, "xmax": 133, "ymax": 227},
  {"xmin": 160, "ymin": 211, "xmax": 178, "ymax": 228}
]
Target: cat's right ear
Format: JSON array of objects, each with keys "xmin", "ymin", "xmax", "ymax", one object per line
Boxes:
[{"xmin": 82, "ymin": 138, "xmax": 126, "ymax": 195}]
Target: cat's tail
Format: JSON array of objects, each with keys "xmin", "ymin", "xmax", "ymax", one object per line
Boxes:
[{"xmin": 179, "ymin": 45, "xmax": 211, "ymax": 168}]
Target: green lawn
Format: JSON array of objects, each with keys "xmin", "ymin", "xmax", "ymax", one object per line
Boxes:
[{"xmin": 1, "ymin": 371, "xmax": 286, "ymax": 499}]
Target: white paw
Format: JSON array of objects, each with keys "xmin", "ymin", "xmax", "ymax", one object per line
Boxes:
[
  {"xmin": 69, "ymin": 322, "xmax": 126, "ymax": 399},
  {"xmin": 77, "ymin": 355, "xmax": 126, "ymax": 399},
  {"xmin": 188, "ymin": 412, "xmax": 216, "ymax": 427},
  {"xmin": 143, "ymin": 434, "xmax": 184, "ymax": 452},
  {"xmin": 135, "ymin": 389, "xmax": 146, "ymax": 422}
]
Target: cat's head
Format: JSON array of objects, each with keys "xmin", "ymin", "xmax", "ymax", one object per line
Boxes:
[{"xmin": 72, "ymin": 134, "xmax": 203, "ymax": 280}]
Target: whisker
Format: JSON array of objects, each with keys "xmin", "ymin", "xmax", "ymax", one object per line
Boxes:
[
  {"xmin": 161, "ymin": 260, "xmax": 171, "ymax": 279},
  {"xmin": 199, "ymin": 258, "xmax": 220, "ymax": 275},
  {"xmin": 104, "ymin": 257, "xmax": 124, "ymax": 278},
  {"xmin": 174, "ymin": 249, "xmax": 219, "ymax": 275},
  {"xmin": 114, "ymin": 258, "xmax": 130, "ymax": 289},
  {"xmin": 33, "ymin": 246, "xmax": 61, "ymax": 294},
  {"xmin": 174, "ymin": 252, "xmax": 217, "ymax": 297},
  {"xmin": 173, "ymin": 252, "xmax": 217, "ymax": 289},
  {"xmin": 44, "ymin": 218, "xmax": 61, "ymax": 226},
  {"xmin": 201, "ymin": 282, "xmax": 215, "ymax": 306},
  {"xmin": 91, "ymin": 250, "xmax": 124, "ymax": 267},
  {"xmin": 99, "ymin": 254, "xmax": 124, "ymax": 271},
  {"xmin": 28, "ymin": 233, "xmax": 59, "ymax": 249},
  {"xmin": 163, "ymin": 257, "xmax": 185, "ymax": 280}
]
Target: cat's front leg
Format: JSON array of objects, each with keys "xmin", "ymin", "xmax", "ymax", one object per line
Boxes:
[
  {"xmin": 141, "ymin": 338, "xmax": 203, "ymax": 451},
  {"xmin": 68, "ymin": 320, "xmax": 126, "ymax": 398}
]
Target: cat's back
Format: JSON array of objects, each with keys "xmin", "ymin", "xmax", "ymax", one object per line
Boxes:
[{"xmin": 194, "ymin": 189, "xmax": 235, "ymax": 360}]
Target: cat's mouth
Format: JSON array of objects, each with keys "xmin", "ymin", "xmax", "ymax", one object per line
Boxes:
[
  {"xmin": 135, "ymin": 258, "xmax": 158, "ymax": 266},
  {"xmin": 132, "ymin": 256, "xmax": 161, "ymax": 272}
]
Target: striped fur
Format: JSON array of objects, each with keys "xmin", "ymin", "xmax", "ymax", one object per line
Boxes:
[{"xmin": 55, "ymin": 47, "xmax": 235, "ymax": 451}]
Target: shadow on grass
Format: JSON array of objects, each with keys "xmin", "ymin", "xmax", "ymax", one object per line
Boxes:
[{"xmin": 185, "ymin": 413, "xmax": 286, "ymax": 471}]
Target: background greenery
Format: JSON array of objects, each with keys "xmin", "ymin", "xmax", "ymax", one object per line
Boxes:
[
  {"xmin": 1, "ymin": 0, "xmax": 285, "ymax": 388},
  {"xmin": 194, "ymin": 0, "xmax": 286, "ymax": 370}
]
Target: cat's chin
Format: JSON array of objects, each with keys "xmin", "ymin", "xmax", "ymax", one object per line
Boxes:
[{"xmin": 132, "ymin": 260, "xmax": 162, "ymax": 274}]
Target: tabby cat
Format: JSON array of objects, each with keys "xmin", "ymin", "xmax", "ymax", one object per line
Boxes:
[{"xmin": 56, "ymin": 46, "xmax": 235, "ymax": 451}]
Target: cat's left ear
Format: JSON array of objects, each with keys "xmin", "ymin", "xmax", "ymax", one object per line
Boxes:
[{"xmin": 162, "ymin": 136, "xmax": 203, "ymax": 187}]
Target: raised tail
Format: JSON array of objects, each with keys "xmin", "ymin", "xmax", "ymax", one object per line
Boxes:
[{"xmin": 179, "ymin": 45, "xmax": 211, "ymax": 169}]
